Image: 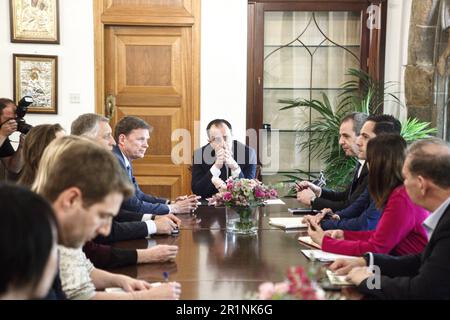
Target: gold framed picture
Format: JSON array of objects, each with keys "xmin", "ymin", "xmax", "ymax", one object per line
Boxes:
[
  {"xmin": 13, "ymin": 54, "xmax": 58, "ymax": 114},
  {"xmin": 10, "ymin": 0, "xmax": 60, "ymax": 44}
]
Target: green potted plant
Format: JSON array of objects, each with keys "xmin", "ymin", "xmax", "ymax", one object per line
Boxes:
[{"xmin": 278, "ymin": 68, "xmax": 436, "ymax": 190}]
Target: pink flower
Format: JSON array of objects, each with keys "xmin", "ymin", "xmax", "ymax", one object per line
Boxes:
[
  {"xmin": 223, "ymin": 192, "xmax": 232, "ymax": 201},
  {"xmin": 258, "ymin": 282, "xmax": 275, "ymax": 300},
  {"xmin": 210, "ymin": 178, "xmax": 279, "ymax": 208},
  {"xmin": 273, "ymin": 282, "xmax": 290, "ymax": 295},
  {"xmin": 255, "ymin": 188, "xmax": 265, "ymax": 198},
  {"xmin": 255, "ymin": 266, "xmax": 321, "ymax": 300},
  {"xmin": 270, "ymin": 189, "xmax": 278, "ymax": 198}
]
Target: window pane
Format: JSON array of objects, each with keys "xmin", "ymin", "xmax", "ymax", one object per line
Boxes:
[{"xmin": 261, "ymin": 10, "xmax": 361, "ymax": 180}]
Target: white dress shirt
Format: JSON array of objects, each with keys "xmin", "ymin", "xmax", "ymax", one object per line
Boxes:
[{"xmin": 423, "ymin": 196, "xmax": 450, "ymax": 240}]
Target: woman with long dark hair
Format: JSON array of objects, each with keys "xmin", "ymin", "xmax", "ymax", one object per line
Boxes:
[{"xmin": 18, "ymin": 124, "xmax": 65, "ymax": 187}]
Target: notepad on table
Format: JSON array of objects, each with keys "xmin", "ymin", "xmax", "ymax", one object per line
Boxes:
[
  {"xmin": 298, "ymin": 236, "xmax": 321, "ymax": 249},
  {"xmin": 264, "ymin": 199, "xmax": 286, "ymax": 205},
  {"xmin": 269, "ymin": 217, "xmax": 307, "ymax": 229},
  {"xmin": 301, "ymin": 249, "xmax": 358, "ymax": 262},
  {"xmin": 326, "ymin": 270, "xmax": 354, "ymax": 286}
]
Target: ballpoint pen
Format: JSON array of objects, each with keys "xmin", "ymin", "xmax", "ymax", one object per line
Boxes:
[{"xmin": 295, "ymin": 181, "xmax": 305, "ymax": 191}]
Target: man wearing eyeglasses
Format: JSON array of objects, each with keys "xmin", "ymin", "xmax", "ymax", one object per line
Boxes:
[{"xmin": 191, "ymin": 119, "xmax": 257, "ymax": 199}]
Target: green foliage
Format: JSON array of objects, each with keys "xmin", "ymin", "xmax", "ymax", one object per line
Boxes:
[
  {"xmin": 278, "ymin": 68, "xmax": 436, "ymax": 190},
  {"xmin": 401, "ymin": 118, "xmax": 437, "ymax": 143}
]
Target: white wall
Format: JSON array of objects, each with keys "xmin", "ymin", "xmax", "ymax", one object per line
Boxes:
[
  {"xmin": 0, "ymin": 0, "xmax": 95, "ymax": 136},
  {"xmin": 200, "ymin": 0, "xmax": 248, "ymax": 145},
  {"xmin": 0, "ymin": 0, "xmax": 409, "ymax": 147},
  {"xmin": 0, "ymin": 0, "xmax": 248, "ymax": 147},
  {"xmin": 383, "ymin": 0, "xmax": 412, "ymax": 121}
]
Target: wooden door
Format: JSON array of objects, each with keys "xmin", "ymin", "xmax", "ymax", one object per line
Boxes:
[{"xmin": 94, "ymin": 0, "xmax": 200, "ymax": 199}]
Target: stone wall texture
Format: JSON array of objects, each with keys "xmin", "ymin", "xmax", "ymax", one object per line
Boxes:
[{"xmin": 405, "ymin": 0, "xmax": 440, "ymax": 126}]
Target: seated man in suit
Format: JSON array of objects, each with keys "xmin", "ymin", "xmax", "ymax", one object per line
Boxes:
[
  {"xmin": 71, "ymin": 113, "xmax": 181, "ymax": 237},
  {"xmin": 113, "ymin": 116, "xmax": 199, "ymax": 215},
  {"xmin": 297, "ymin": 113, "xmax": 401, "ymax": 212},
  {"xmin": 302, "ymin": 115, "xmax": 403, "ymax": 231},
  {"xmin": 71, "ymin": 113, "xmax": 180, "ymax": 269},
  {"xmin": 330, "ymin": 138, "xmax": 450, "ymax": 299},
  {"xmin": 191, "ymin": 119, "xmax": 257, "ymax": 199}
]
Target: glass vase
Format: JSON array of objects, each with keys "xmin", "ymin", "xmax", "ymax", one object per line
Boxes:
[{"xmin": 225, "ymin": 205, "xmax": 259, "ymax": 235}]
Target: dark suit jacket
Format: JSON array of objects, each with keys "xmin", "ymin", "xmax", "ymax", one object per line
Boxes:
[
  {"xmin": 312, "ymin": 161, "xmax": 369, "ymax": 212},
  {"xmin": 191, "ymin": 140, "xmax": 257, "ymax": 198},
  {"xmin": 93, "ymin": 218, "xmax": 149, "ymax": 244},
  {"xmin": 112, "ymin": 145, "xmax": 169, "ymax": 214},
  {"xmin": 82, "ymin": 241, "xmax": 137, "ymax": 269},
  {"xmin": 358, "ymin": 202, "xmax": 450, "ymax": 299},
  {"xmin": 321, "ymin": 188, "xmax": 381, "ymax": 231}
]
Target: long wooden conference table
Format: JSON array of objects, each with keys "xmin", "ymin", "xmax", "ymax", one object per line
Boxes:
[{"xmin": 109, "ymin": 198, "xmax": 362, "ymax": 300}]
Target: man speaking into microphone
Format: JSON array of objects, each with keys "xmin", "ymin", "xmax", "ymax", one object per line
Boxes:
[{"xmin": 191, "ymin": 119, "xmax": 257, "ymax": 199}]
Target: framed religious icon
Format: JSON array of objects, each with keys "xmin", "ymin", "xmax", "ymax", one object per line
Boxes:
[
  {"xmin": 10, "ymin": 0, "xmax": 60, "ymax": 43},
  {"xmin": 13, "ymin": 54, "xmax": 58, "ymax": 114}
]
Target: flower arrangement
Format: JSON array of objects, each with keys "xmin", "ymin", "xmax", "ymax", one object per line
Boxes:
[
  {"xmin": 209, "ymin": 178, "xmax": 278, "ymax": 234},
  {"xmin": 254, "ymin": 266, "xmax": 325, "ymax": 300},
  {"xmin": 209, "ymin": 178, "xmax": 278, "ymax": 207}
]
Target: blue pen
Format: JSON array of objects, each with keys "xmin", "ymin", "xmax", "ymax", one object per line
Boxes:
[{"xmin": 163, "ymin": 271, "xmax": 169, "ymax": 282}]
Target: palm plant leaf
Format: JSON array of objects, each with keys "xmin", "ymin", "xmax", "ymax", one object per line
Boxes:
[
  {"xmin": 278, "ymin": 68, "xmax": 437, "ymax": 189},
  {"xmin": 401, "ymin": 118, "xmax": 437, "ymax": 143}
]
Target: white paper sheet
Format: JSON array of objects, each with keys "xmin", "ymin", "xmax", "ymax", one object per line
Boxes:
[
  {"xmin": 301, "ymin": 249, "xmax": 358, "ymax": 262},
  {"xmin": 297, "ymin": 236, "xmax": 321, "ymax": 249},
  {"xmin": 269, "ymin": 217, "xmax": 307, "ymax": 229},
  {"xmin": 264, "ymin": 199, "xmax": 286, "ymax": 205}
]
